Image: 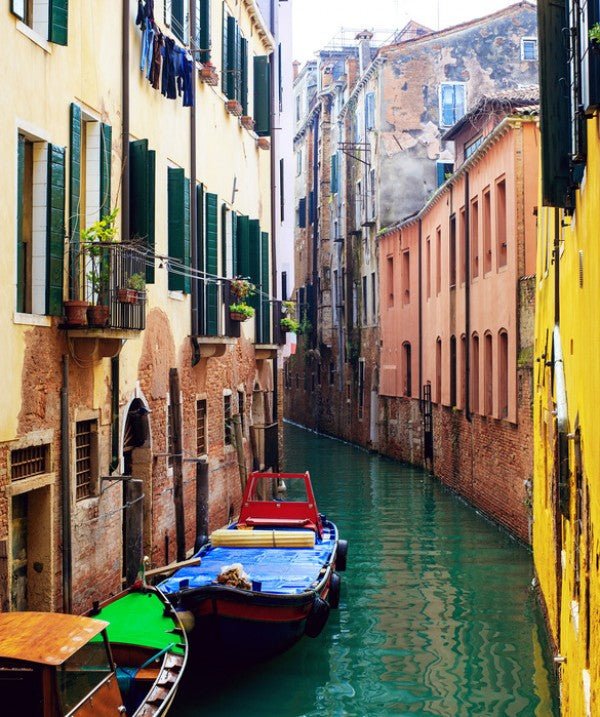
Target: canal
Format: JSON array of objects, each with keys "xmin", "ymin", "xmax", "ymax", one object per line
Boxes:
[{"xmin": 174, "ymin": 422, "xmax": 559, "ymax": 716}]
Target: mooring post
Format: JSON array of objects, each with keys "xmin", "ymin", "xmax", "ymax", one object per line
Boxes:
[
  {"xmin": 169, "ymin": 368, "xmax": 186, "ymax": 562},
  {"xmin": 124, "ymin": 478, "xmax": 143, "ymax": 586},
  {"xmin": 195, "ymin": 458, "xmax": 209, "ymax": 551}
]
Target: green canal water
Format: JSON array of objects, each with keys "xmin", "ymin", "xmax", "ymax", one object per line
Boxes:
[{"xmin": 173, "ymin": 422, "xmax": 559, "ymax": 716}]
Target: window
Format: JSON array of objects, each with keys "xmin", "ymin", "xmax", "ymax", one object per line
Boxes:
[
  {"xmin": 450, "ymin": 335, "xmax": 457, "ymax": 407},
  {"xmin": 386, "ymin": 256, "xmax": 394, "ymax": 307},
  {"xmin": 223, "ymin": 394, "xmax": 232, "ymax": 445},
  {"xmin": 459, "ymin": 207, "xmax": 466, "ymax": 284},
  {"xmin": 483, "ymin": 187, "xmax": 492, "ymax": 274},
  {"xmin": 196, "ymin": 399, "xmax": 207, "ymax": 455},
  {"xmin": 11, "ymin": 0, "xmax": 68, "ymax": 44},
  {"xmin": 362, "ymin": 275, "xmax": 368, "ymax": 324},
  {"xmin": 296, "ymin": 148, "xmax": 302, "ymax": 177},
  {"xmin": 16, "ymin": 133, "xmax": 65, "ymax": 316},
  {"xmin": 298, "ymin": 197, "xmax": 306, "ymax": 228},
  {"xmin": 436, "ymin": 226, "xmax": 441, "ymax": 295},
  {"xmin": 11, "ymin": 444, "xmax": 49, "ymax": 480},
  {"xmin": 439, "ymin": 83, "xmax": 466, "ymax": 127},
  {"xmin": 521, "ymin": 38, "xmax": 538, "ymax": 61},
  {"xmin": 371, "ymin": 272, "xmax": 376, "ymax": 321},
  {"xmin": 426, "ymin": 238, "xmax": 431, "ymax": 299},
  {"xmin": 365, "ymin": 92, "xmax": 375, "ymax": 130},
  {"xmin": 465, "ymin": 135, "xmax": 484, "ymax": 159},
  {"xmin": 167, "ymin": 0, "xmax": 189, "ymax": 44},
  {"xmin": 471, "ymin": 334, "xmax": 480, "ymax": 413},
  {"xmin": 435, "ymin": 338, "xmax": 442, "ymax": 403},
  {"xmin": 470, "ymin": 197, "xmax": 479, "ymax": 279},
  {"xmin": 194, "ymin": 0, "xmax": 211, "ymax": 63},
  {"xmin": 167, "ymin": 167, "xmax": 191, "ymax": 293},
  {"xmin": 295, "ymin": 94, "xmax": 301, "ymax": 122},
  {"xmin": 436, "ymin": 162, "xmax": 454, "ymax": 187},
  {"xmin": 238, "ymin": 390, "xmax": 245, "ymax": 435},
  {"xmin": 460, "ymin": 335, "xmax": 467, "ymax": 409},
  {"xmin": 499, "ymin": 331, "xmax": 509, "ymax": 418},
  {"xmin": 484, "ymin": 333, "xmax": 493, "ymax": 415},
  {"xmin": 358, "ymin": 359, "xmax": 365, "ymax": 420},
  {"xmin": 75, "ymin": 420, "xmax": 97, "ymax": 500},
  {"xmin": 449, "ymin": 214, "xmax": 456, "ymax": 287},
  {"xmin": 402, "ymin": 250, "xmax": 410, "ymax": 304},
  {"xmin": 279, "ymin": 159, "xmax": 285, "ymax": 222},
  {"xmin": 330, "ymin": 153, "xmax": 339, "ymax": 194},
  {"xmin": 403, "ymin": 342, "xmax": 412, "ymax": 397},
  {"xmin": 496, "ymin": 178, "xmax": 507, "ymax": 268}
]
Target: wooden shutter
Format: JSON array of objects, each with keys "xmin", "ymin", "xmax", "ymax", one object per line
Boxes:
[
  {"xmin": 69, "ymin": 104, "xmax": 81, "ymax": 243},
  {"xmin": 298, "ymin": 197, "xmax": 306, "ymax": 228},
  {"xmin": 199, "ymin": 0, "xmax": 210, "ymax": 63},
  {"xmin": 168, "ymin": 168, "xmax": 191, "ymax": 292},
  {"xmin": 226, "ymin": 15, "xmax": 237, "ymax": 99},
  {"xmin": 248, "ymin": 219, "xmax": 261, "ymax": 329},
  {"xmin": 236, "ymin": 215, "xmax": 250, "ymax": 277},
  {"xmin": 205, "ymin": 192, "xmax": 218, "ymax": 335},
  {"xmin": 308, "ymin": 191, "xmax": 314, "ymax": 223},
  {"xmin": 260, "ymin": 231, "xmax": 270, "ymax": 342},
  {"xmin": 254, "ymin": 56, "xmax": 271, "ymax": 136},
  {"xmin": 100, "ymin": 123, "xmax": 112, "ymax": 219},
  {"xmin": 49, "ymin": 0, "xmax": 68, "ymax": 45},
  {"xmin": 241, "ymin": 38, "xmax": 248, "ymax": 115},
  {"xmin": 231, "ymin": 212, "xmax": 237, "ymax": 276},
  {"xmin": 538, "ymin": 0, "xmax": 572, "ymax": 207},
  {"xmin": 222, "ymin": 5, "xmax": 228, "ymax": 94},
  {"xmin": 172, "ymin": 0, "xmax": 186, "ymax": 44},
  {"xmin": 16, "ymin": 136, "xmax": 25, "ymax": 312},
  {"xmin": 130, "ymin": 139, "xmax": 156, "ymax": 283},
  {"xmin": 330, "ymin": 154, "xmax": 338, "ymax": 194},
  {"xmin": 196, "ymin": 183, "xmax": 205, "ymax": 333},
  {"xmin": 221, "ymin": 203, "xmax": 228, "ymax": 276},
  {"xmin": 583, "ymin": 0, "xmax": 600, "ymax": 111},
  {"xmin": 46, "ymin": 144, "xmax": 66, "ymax": 316}
]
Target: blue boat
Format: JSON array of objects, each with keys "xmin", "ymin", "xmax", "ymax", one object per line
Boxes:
[{"xmin": 158, "ymin": 471, "xmax": 347, "ymax": 659}]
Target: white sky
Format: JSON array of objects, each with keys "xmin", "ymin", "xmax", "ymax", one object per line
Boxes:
[{"xmin": 292, "ymin": 0, "xmax": 531, "ymax": 62}]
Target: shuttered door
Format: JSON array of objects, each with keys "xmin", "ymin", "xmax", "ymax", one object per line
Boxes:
[
  {"xmin": 130, "ymin": 139, "xmax": 156, "ymax": 283},
  {"xmin": 205, "ymin": 193, "xmax": 218, "ymax": 335},
  {"xmin": 100, "ymin": 123, "xmax": 112, "ymax": 218},
  {"xmin": 240, "ymin": 38, "xmax": 248, "ymax": 115},
  {"xmin": 253, "ymin": 56, "xmax": 271, "ymax": 136},
  {"xmin": 196, "ymin": 183, "xmax": 205, "ymax": 334},
  {"xmin": 16, "ymin": 136, "xmax": 25, "ymax": 312},
  {"xmin": 49, "ymin": 0, "xmax": 68, "ymax": 45},
  {"xmin": 199, "ymin": 0, "xmax": 210, "ymax": 63},
  {"xmin": 260, "ymin": 231, "xmax": 270, "ymax": 342},
  {"xmin": 226, "ymin": 16, "xmax": 237, "ymax": 100},
  {"xmin": 236, "ymin": 215, "xmax": 250, "ymax": 277},
  {"xmin": 69, "ymin": 104, "xmax": 81, "ymax": 244},
  {"xmin": 222, "ymin": 6, "xmax": 228, "ymax": 94},
  {"xmin": 167, "ymin": 168, "xmax": 191, "ymax": 293},
  {"xmin": 46, "ymin": 144, "xmax": 66, "ymax": 316},
  {"xmin": 231, "ymin": 212, "xmax": 237, "ymax": 276},
  {"xmin": 538, "ymin": 0, "xmax": 572, "ymax": 207},
  {"xmin": 248, "ymin": 219, "xmax": 261, "ymax": 338}
]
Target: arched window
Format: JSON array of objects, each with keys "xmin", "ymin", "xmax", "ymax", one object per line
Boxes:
[
  {"xmin": 450, "ymin": 335, "xmax": 457, "ymax": 407},
  {"xmin": 403, "ymin": 342, "xmax": 412, "ymax": 397},
  {"xmin": 460, "ymin": 334, "xmax": 467, "ymax": 409},
  {"xmin": 436, "ymin": 337, "xmax": 442, "ymax": 403},
  {"xmin": 471, "ymin": 333, "xmax": 479, "ymax": 413},
  {"xmin": 484, "ymin": 332, "xmax": 493, "ymax": 416},
  {"xmin": 499, "ymin": 330, "xmax": 509, "ymax": 418}
]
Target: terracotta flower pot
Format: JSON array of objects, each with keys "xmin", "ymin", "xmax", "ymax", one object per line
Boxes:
[
  {"xmin": 87, "ymin": 305, "xmax": 110, "ymax": 328},
  {"xmin": 226, "ymin": 99, "xmax": 243, "ymax": 117},
  {"xmin": 199, "ymin": 65, "xmax": 219, "ymax": 85},
  {"xmin": 241, "ymin": 116, "xmax": 255, "ymax": 131},
  {"xmin": 117, "ymin": 288, "xmax": 137, "ymax": 304},
  {"xmin": 230, "ymin": 311, "xmax": 249, "ymax": 322},
  {"xmin": 257, "ymin": 137, "xmax": 270, "ymax": 150},
  {"xmin": 63, "ymin": 300, "xmax": 90, "ymax": 327}
]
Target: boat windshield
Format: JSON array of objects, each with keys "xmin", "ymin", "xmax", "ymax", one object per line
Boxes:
[
  {"xmin": 0, "ymin": 664, "xmax": 44, "ymax": 715},
  {"xmin": 248, "ymin": 476, "xmax": 309, "ymax": 503},
  {"xmin": 56, "ymin": 638, "xmax": 112, "ymax": 714}
]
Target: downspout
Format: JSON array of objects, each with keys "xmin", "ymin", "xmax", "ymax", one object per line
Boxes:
[
  {"xmin": 190, "ymin": 0, "xmax": 198, "ymax": 338},
  {"xmin": 311, "ymin": 111, "xmax": 320, "ymax": 345},
  {"xmin": 464, "ymin": 171, "xmax": 471, "ymax": 422},
  {"xmin": 269, "ymin": 0, "xmax": 278, "ymax": 300},
  {"xmin": 121, "ymin": 0, "xmax": 130, "ymax": 241},
  {"xmin": 61, "ymin": 356, "xmax": 72, "ymax": 613},
  {"xmin": 418, "ymin": 219, "xmax": 423, "ymax": 406}
]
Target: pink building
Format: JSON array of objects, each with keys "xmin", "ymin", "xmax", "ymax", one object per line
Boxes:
[{"xmin": 379, "ymin": 104, "xmax": 538, "ymax": 542}]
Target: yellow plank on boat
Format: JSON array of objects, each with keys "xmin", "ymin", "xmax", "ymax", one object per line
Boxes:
[{"xmin": 210, "ymin": 529, "xmax": 315, "ymax": 548}]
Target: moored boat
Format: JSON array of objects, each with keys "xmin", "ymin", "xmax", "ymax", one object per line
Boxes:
[{"xmin": 158, "ymin": 471, "xmax": 347, "ymax": 660}]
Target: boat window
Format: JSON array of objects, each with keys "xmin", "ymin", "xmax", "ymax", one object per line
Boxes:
[
  {"xmin": 0, "ymin": 665, "xmax": 44, "ymax": 715},
  {"xmin": 248, "ymin": 476, "xmax": 309, "ymax": 503},
  {"xmin": 57, "ymin": 639, "xmax": 112, "ymax": 714}
]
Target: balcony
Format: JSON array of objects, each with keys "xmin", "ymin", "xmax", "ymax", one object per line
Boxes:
[
  {"xmin": 254, "ymin": 300, "xmax": 283, "ymax": 358},
  {"xmin": 61, "ymin": 241, "xmax": 147, "ymax": 360}
]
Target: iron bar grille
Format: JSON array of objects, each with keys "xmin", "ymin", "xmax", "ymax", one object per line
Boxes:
[
  {"xmin": 11, "ymin": 445, "xmax": 48, "ymax": 480},
  {"xmin": 75, "ymin": 420, "xmax": 95, "ymax": 500},
  {"xmin": 196, "ymin": 399, "xmax": 207, "ymax": 455},
  {"xmin": 238, "ymin": 391, "xmax": 245, "ymax": 435},
  {"xmin": 224, "ymin": 395, "xmax": 232, "ymax": 446}
]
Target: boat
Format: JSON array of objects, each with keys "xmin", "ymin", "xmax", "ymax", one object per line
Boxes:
[
  {"xmin": 158, "ymin": 471, "xmax": 347, "ymax": 660},
  {"xmin": 0, "ymin": 587, "xmax": 188, "ymax": 716}
]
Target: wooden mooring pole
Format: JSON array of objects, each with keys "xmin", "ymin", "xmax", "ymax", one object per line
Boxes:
[
  {"xmin": 195, "ymin": 458, "xmax": 209, "ymax": 551},
  {"xmin": 169, "ymin": 368, "xmax": 186, "ymax": 562}
]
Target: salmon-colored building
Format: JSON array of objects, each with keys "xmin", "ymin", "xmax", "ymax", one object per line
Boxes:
[{"xmin": 379, "ymin": 99, "xmax": 538, "ymax": 541}]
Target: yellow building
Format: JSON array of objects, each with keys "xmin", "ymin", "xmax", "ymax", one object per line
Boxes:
[
  {"xmin": 0, "ymin": 0, "xmax": 287, "ymax": 615},
  {"xmin": 534, "ymin": 2, "xmax": 600, "ymax": 713}
]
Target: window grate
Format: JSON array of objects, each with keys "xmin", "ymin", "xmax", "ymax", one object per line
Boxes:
[
  {"xmin": 224, "ymin": 395, "xmax": 232, "ymax": 445},
  {"xmin": 196, "ymin": 399, "xmax": 207, "ymax": 455},
  {"xmin": 75, "ymin": 420, "xmax": 95, "ymax": 500},
  {"xmin": 238, "ymin": 391, "xmax": 245, "ymax": 435},
  {"xmin": 11, "ymin": 444, "xmax": 48, "ymax": 481}
]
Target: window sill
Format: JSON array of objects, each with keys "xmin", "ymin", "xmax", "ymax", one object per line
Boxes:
[
  {"xmin": 16, "ymin": 21, "xmax": 51, "ymax": 53},
  {"xmin": 168, "ymin": 291, "xmax": 185, "ymax": 301},
  {"xmin": 14, "ymin": 312, "xmax": 52, "ymax": 327}
]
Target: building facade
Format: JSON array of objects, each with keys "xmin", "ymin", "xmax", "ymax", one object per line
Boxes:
[
  {"xmin": 534, "ymin": 0, "xmax": 600, "ymax": 712},
  {"xmin": 1, "ymin": 0, "xmax": 290, "ymax": 615}
]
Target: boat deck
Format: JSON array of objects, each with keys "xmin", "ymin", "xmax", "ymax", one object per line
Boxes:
[{"xmin": 160, "ymin": 523, "xmax": 336, "ymax": 596}]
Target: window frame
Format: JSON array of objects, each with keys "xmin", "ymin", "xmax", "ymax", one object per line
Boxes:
[
  {"xmin": 439, "ymin": 82, "xmax": 466, "ymax": 128},
  {"xmin": 521, "ymin": 37, "xmax": 538, "ymax": 61}
]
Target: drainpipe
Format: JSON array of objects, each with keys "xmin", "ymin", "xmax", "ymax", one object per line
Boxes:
[
  {"xmin": 464, "ymin": 171, "xmax": 471, "ymax": 422},
  {"xmin": 121, "ymin": 0, "xmax": 130, "ymax": 241},
  {"xmin": 270, "ymin": 0, "xmax": 278, "ymax": 300},
  {"xmin": 418, "ymin": 219, "xmax": 423, "ymax": 406},
  {"xmin": 61, "ymin": 356, "xmax": 72, "ymax": 613},
  {"xmin": 311, "ymin": 112, "xmax": 320, "ymax": 343},
  {"xmin": 190, "ymin": 0, "xmax": 198, "ymax": 337}
]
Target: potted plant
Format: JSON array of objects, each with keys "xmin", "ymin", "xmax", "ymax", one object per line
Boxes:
[
  {"xmin": 118, "ymin": 272, "xmax": 146, "ymax": 304},
  {"xmin": 226, "ymin": 99, "xmax": 243, "ymax": 116},
  {"xmin": 241, "ymin": 116, "xmax": 255, "ymax": 131},
  {"xmin": 257, "ymin": 137, "xmax": 270, "ymax": 151},
  {"xmin": 199, "ymin": 62, "xmax": 219, "ymax": 85},
  {"xmin": 280, "ymin": 316, "xmax": 300, "ymax": 333},
  {"xmin": 590, "ymin": 23, "xmax": 600, "ymax": 54},
  {"xmin": 229, "ymin": 303, "xmax": 255, "ymax": 322},
  {"xmin": 82, "ymin": 208, "xmax": 118, "ymax": 327},
  {"xmin": 230, "ymin": 276, "xmax": 255, "ymax": 301}
]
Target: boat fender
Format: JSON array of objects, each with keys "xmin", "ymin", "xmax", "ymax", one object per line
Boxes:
[
  {"xmin": 328, "ymin": 572, "xmax": 341, "ymax": 609},
  {"xmin": 176, "ymin": 610, "xmax": 196, "ymax": 633},
  {"xmin": 336, "ymin": 540, "xmax": 348, "ymax": 572},
  {"xmin": 194, "ymin": 534, "xmax": 209, "ymax": 553},
  {"xmin": 305, "ymin": 596, "xmax": 330, "ymax": 638}
]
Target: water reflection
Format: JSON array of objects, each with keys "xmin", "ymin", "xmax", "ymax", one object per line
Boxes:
[{"xmin": 173, "ymin": 424, "xmax": 558, "ymax": 716}]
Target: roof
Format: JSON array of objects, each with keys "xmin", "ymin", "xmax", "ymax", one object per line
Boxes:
[
  {"xmin": 0, "ymin": 612, "xmax": 108, "ymax": 666},
  {"xmin": 442, "ymin": 87, "xmax": 539, "ymax": 140}
]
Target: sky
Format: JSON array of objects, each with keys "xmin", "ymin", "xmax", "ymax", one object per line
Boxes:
[{"xmin": 292, "ymin": 0, "xmax": 531, "ymax": 62}]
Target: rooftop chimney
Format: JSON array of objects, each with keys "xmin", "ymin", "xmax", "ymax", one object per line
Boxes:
[
  {"xmin": 355, "ymin": 29, "xmax": 374, "ymax": 75},
  {"xmin": 293, "ymin": 60, "xmax": 300, "ymax": 81}
]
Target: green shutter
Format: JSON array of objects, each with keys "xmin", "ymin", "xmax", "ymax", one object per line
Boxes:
[
  {"xmin": 226, "ymin": 15, "xmax": 237, "ymax": 99},
  {"xmin": 248, "ymin": 219, "xmax": 261, "ymax": 329},
  {"xmin": 231, "ymin": 212, "xmax": 237, "ymax": 277},
  {"xmin": 222, "ymin": 5, "xmax": 228, "ymax": 95},
  {"xmin": 129, "ymin": 139, "xmax": 156, "ymax": 283},
  {"xmin": 240, "ymin": 37, "xmax": 248, "ymax": 114},
  {"xmin": 261, "ymin": 231, "xmax": 270, "ymax": 342},
  {"xmin": 253, "ymin": 56, "xmax": 271, "ymax": 136},
  {"xmin": 100, "ymin": 123, "xmax": 112, "ymax": 218},
  {"xmin": 330, "ymin": 154, "xmax": 338, "ymax": 194},
  {"xmin": 538, "ymin": 0, "xmax": 572, "ymax": 207},
  {"xmin": 172, "ymin": 0, "xmax": 185, "ymax": 43},
  {"xmin": 46, "ymin": 144, "xmax": 66, "ymax": 316},
  {"xmin": 199, "ymin": 0, "xmax": 211, "ymax": 63},
  {"xmin": 236, "ymin": 215, "xmax": 249, "ymax": 277},
  {"xmin": 16, "ymin": 136, "xmax": 25, "ymax": 312},
  {"xmin": 69, "ymin": 104, "xmax": 81, "ymax": 243},
  {"xmin": 168, "ymin": 167, "xmax": 190, "ymax": 292},
  {"xmin": 221, "ymin": 203, "xmax": 228, "ymax": 276},
  {"xmin": 205, "ymin": 192, "xmax": 218, "ymax": 335},
  {"xmin": 49, "ymin": 0, "xmax": 68, "ymax": 45}
]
